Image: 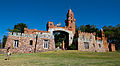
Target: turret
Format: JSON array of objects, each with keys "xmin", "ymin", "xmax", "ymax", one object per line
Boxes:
[{"xmin": 65, "ymin": 9, "xmax": 76, "ymax": 34}]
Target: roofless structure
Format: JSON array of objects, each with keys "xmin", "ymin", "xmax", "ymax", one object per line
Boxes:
[{"xmin": 4, "ymin": 9, "xmax": 110, "ymax": 53}]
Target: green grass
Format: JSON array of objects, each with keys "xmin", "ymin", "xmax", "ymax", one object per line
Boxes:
[{"xmin": 0, "ymin": 50, "xmax": 120, "ymax": 66}]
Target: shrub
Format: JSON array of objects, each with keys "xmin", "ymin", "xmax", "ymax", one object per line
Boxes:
[{"xmin": 68, "ymin": 44, "xmax": 77, "ymax": 50}]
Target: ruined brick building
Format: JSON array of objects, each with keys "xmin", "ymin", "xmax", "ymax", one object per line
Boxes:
[{"xmin": 5, "ymin": 9, "xmax": 110, "ymax": 53}]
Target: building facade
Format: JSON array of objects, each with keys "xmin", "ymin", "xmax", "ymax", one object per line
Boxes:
[{"xmin": 5, "ymin": 9, "xmax": 109, "ymax": 53}]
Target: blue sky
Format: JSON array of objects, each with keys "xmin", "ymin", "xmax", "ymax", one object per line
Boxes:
[{"xmin": 0, "ymin": 0, "xmax": 120, "ymax": 41}]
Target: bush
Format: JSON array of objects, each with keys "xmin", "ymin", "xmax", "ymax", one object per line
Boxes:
[
  {"xmin": 56, "ymin": 42, "xmax": 61, "ymax": 47},
  {"xmin": 68, "ymin": 44, "xmax": 77, "ymax": 50}
]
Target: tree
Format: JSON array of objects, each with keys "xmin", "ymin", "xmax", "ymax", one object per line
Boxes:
[
  {"xmin": 0, "ymin": 40, "xmax": 1, "ymax": 48},
  {"xmin": 8, "ymin": 23, "xmax": 27, "ymax": 33},
  {"xmin": 77, "ymin": 24, "xmax": 120, "ymax": 50},
  {"xmin": 2, "ymin": 35, "xmax": 7, "ymax": 48},
  {"xmin": 102, "ymin": 24, "xmax": 120, "ymax": 50},
  {"xmin": 79, "ymin": 24, "xmax": 100, "ymax": 36},
  {"xmin": 54, "ymin": 32, "xmax": 67, "ymax": 48}
]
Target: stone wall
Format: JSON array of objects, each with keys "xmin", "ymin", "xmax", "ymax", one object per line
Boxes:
[
  {"xmin": 78, "ymin": 41, "xmax": 105, "ymax": 52},
  {"xmin": 100, "ymin": 29, "xmax": 109, "ymax": 51},
  {"xmin": 77, "ymin": 32, "xmax": 105, "ymax": 52},
  {"xmin": 111, "ymin": 44, "xmax": 115, "ymax": 52},
  {"xmin": 5, "ymin": 32, "xmax": 55, "ymax": 53},
  {"xmin": 36, "ymin": 38, "xmax": 55, "ymax": 52},
  {"xmin": 0, "ymin": 49, "xmax": 6, "ymax": 54},
  {"xmin": 48, "ymin": 27, "xmax": 74, "ymax": 46}
]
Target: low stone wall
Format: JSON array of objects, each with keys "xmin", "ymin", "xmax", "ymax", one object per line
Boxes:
[
  {"xmin": 0, "ymin": 49, "xmax": 6, "ymax": 54},
  {"xmin": 111, "ymin": 44, "xmax": 115, "ymax": 52}
]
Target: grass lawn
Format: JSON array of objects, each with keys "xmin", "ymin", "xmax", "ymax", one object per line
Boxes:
[{"xmin": 0, "ymin": 50, "xmax": 120, "ymax": 66}]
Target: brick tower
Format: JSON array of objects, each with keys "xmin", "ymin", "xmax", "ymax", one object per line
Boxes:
[{"xmin": 65, "ymin": 9, "xmax": 76, "ymax": 34}]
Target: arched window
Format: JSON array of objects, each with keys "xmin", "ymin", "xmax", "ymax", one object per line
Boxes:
[
  {"xmin": 50, "ymin": 23, "xmax": 52, "ymax": 26},
  {"xmin": 30, "ymin": 40, "xmax": 33, "ymax": 45},
  {"xmin": 93, "ymin": 44, "xmax": 95, "ymax": 47},
  {"xmin": 71, "ymin": 37, "xmax": 72, "ymax": 39},
  {"xmin": 99, "ymin": 44, "xmax": 101, "ymax": 48},
  {"xmin": 71, "ymin": 20, "xmax": 73, "ymax": 23}
]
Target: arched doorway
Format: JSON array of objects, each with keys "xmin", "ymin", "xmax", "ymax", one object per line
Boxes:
[
  {"xmin": 48, "ymin": 28, "xmax": 74, "ymax": 49},
  {"xmin": 53, "ymin": 31, "xmax": 69, "ymax": 50}
]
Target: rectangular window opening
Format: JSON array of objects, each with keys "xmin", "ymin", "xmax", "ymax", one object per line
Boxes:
[
  {"xmin": 84, "ymin": 42, "xmax": 89, "ymax": 49},
  {"xmin": 30, "ymin": 40, "xmax": 33, "ymax": 45},
  {"xmin": 43, "ymin": 40, "xmax": 49, "ymax": 49},
  {"xmin": 14, "ymin": 40, "xmax": 19, "ymax": 48}
]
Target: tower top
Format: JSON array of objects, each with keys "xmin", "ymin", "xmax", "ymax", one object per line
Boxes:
[
  {"xmin": 65, "ymin": 9, "xmax": 76, "ymax": 34},
  {"xmin": 100, "ymin": 28, "xmax": 104, "ymax": 33},
  {"xmin": 66, "ymin": 9, "xmax": 74, "ymax": 20},
  {"xmin": 67, "ymin": 9, "xmax": 73, "ymax": 16},
  {"xmin": 68, "ymin": 9, "xmax": 72, "ymax": 12}
]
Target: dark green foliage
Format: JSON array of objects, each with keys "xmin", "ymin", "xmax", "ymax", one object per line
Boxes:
[
  {"xmin": 8, "ymin": 23, "xmax": 27, "ymax": 33},
  {"xmin": 79, "ymin": 24, "xmax": 100, "ymax": 36},
  {"xmin": 77, "ymin": 24, "xmax": 120, "ymax": 50},
  {"xmin": 54, "ymin": 32, "xmax": 66, "ymax": 44},
  {"xmin": 68, "ymin": 44, "xmax": 77, "ymax": 50},
  {"xmin": 56, "ymin": 42, "xmax": 61, "ymax": 47},
  {"xmin": 8, "ymin": 28, "xmax": 20, "ymax": 32},
  {"xmin": 75, "ymin": 26, "xmax": 79, "ymax": 32},
  {"xmin": 2, "ymin": 35, "xmax": 7, "ymax": 48},
  {"xmin": 0, "ymin": 43, "xmax": 2, "ymax": 48},
  {"xmin": 103, "ymin": 24, "xmax": 120, "ymax": 49},
  {"xmin": 0, "ymin": 40, "xmax": 1, "ymax": 48}
]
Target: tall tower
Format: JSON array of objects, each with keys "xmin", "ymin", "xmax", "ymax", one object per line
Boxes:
[{"xmin": 65, "ymin": 9, "xmax": 76, "ymax": 34}]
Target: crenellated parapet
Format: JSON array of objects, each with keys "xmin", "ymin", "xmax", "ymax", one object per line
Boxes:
[
  {"xmin": 76, "ymin": 30, "xmax": 105, "ymax": 52},
  {"xmin": 78, "ymin": 36, "xmax": 103, "ymax": 44},
  {"xmin": 8, "ymin": 32, "xmax": 54, "ymax": 39},
  {"xmin": 8, "ymin": 32, "xmax": 26, "ymax": 37},
  {"xmin": 78, "ymin": 32, "xmax": 95, "ymax": 41},
  {"xmin": 77, "ymin": 30, "xmax": 103, "ymax": 44},
  {"xmin": 96, "ymin": 40, "xmax": 103, "ymax": 44}
]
